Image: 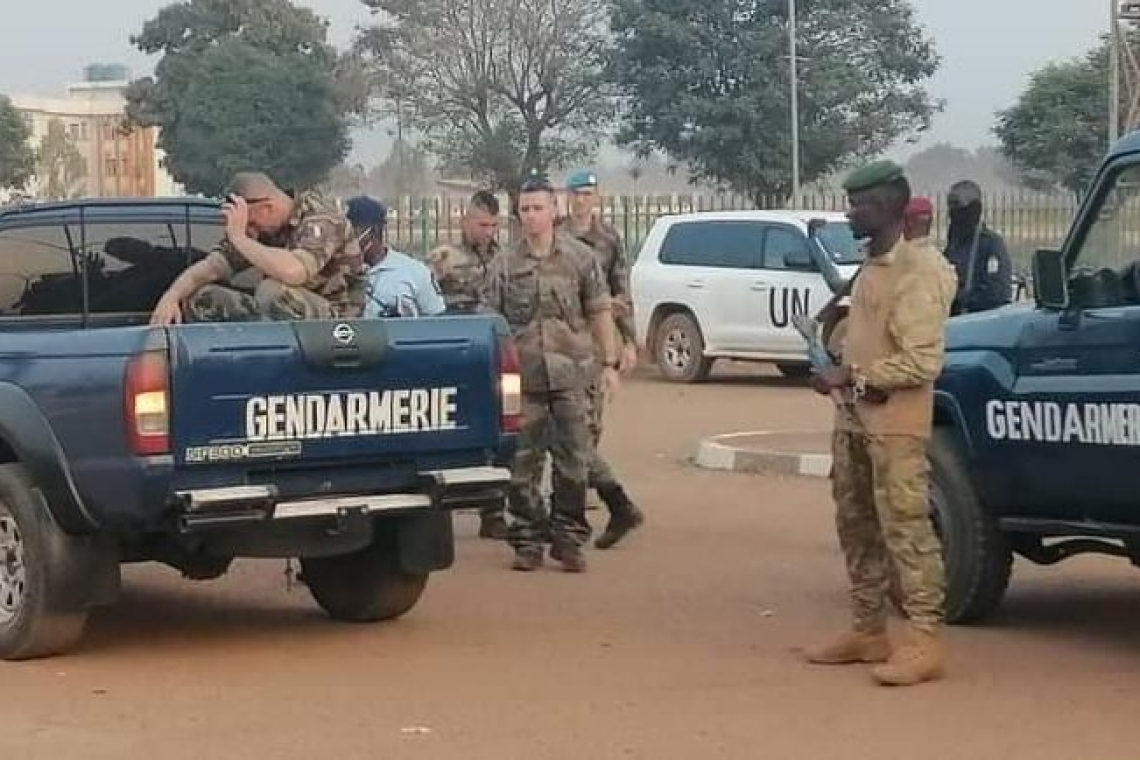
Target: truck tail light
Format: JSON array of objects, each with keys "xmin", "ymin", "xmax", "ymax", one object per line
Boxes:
[
  {"xmin": 125, "ymin": 350, "xmax": 170, "ymax": 456},
  {"xmin": 498, "ymin": 338, "xmax": 522, "ymax": 434}
]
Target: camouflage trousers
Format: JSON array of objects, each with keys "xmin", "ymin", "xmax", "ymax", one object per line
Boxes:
[
  {"xmin": 483, "ymin": 374, "xmax": 618, "ymax": 520},
  {"xmin": 506, "ymin": 389, "xmax": 592, "ymax": 550},
  {"xmin": 186, "ymin": 280, "xmax": 334, "ymax": 322},
  {"xmin": 831, "ymin": 431, "xmax": 945, "ymax": 633}
]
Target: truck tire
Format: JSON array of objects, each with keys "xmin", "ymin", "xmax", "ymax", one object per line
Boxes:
[
  {"xmin": 0, "ymin": 465, "xmax": 89, "ymax": 660},
  {"xmin": 928, "ymin": 428, "xmax": 1013, "ymax": 624},
  {"xmin": 654, "ymin": 312, "xmax": 713, "ymax": 384},
  {"xmin": 301, "ymin": 528, "xmax": 428, "ymax": 623}
]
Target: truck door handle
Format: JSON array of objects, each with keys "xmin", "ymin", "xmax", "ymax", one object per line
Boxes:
[
  {"xmin": 751, "ymin": 281, "xmax": 770, "ymax": 292},
  {"xmin": 1029, "ymin": 357, "xmax": 1077, "ymax": 371},
  {"xmin": 686, "ymin": 279, "xmax": 705, "ymax": 289}
]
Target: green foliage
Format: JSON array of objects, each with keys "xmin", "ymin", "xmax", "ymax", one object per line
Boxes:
[
  {"xmin": 125, "ymin": 0, "xmax": 356, "ymax": 196},
  {"xmin": 608, "ymin": 0, "xmax": 940, "ymax": 201},
  {"xmin": 0, "ymin": 96, "xmax": 35, "ymax": 191},
  {"xmin": 357, "ymin": 0, "xmax": 615, "ymax": 191},
  {"xmin": 994, "ymin": 39, "xmax": 1114, "ymax": 196}
]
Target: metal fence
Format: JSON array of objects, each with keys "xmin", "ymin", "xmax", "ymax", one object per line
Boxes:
[{"xmin": 381, "ymin": 191, "xmax": 1082, "ymax": 274}]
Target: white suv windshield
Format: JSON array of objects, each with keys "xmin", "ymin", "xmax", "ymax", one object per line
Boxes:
[{"xmin": 814, "ymin": 221, "xmax": 864, "ymax": 265}]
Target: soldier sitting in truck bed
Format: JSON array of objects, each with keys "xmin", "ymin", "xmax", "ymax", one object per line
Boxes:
[{"xmin": 149, "ymin": 172, "xmax": 365, "ymax": 325}]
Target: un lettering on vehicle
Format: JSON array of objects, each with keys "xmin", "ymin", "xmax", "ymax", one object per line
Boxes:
[{"xmin": 769, "ymin": 286, "xmax": 812, "ymax": 328}]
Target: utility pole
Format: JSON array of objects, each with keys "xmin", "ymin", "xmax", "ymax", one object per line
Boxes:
[
  {"xmin": 789, "ymin": 0, "xmax": 801, "ymax": 203},
  {"xmin": 1112, "ymin": 0, "xmax": 1121, "ymax": 145}
]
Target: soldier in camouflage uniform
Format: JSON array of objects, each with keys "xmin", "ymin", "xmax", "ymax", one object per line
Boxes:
[
  {"xmin": 805, "ymin": 160, "xmax": 957, "ymax": 687},
  {"xmin": 150, "ymin": 172, "xmax": 365, "ymax": 325},
  {"xmin": 425, "ymin": 191, "xmax": 508, "ymax": 539},
  {"xmin": 549, "ymin": 168, "xmax": 645, "ymax": 549},
  {"xmin": 482, "ymin": 172, "xmax": 620, "ymax": 573},
  {"xmin": 425, "ymin": 190, "xmax": 502, "ymax": 315}
]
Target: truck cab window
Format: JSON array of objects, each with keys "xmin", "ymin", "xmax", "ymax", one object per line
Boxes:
[
  {"xmin": 0, "ymin": 225, "xmax": 81, "ymax": 317},
  {"xmin": 1069, "ymin": 163, "xmax": 1140, "ymax": 307},
  {"xmin": 81, "ymin": 221, "xmax": 191, "ymax": 314}
]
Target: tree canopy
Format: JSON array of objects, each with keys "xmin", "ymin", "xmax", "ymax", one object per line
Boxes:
[
  {"xmin": 608, "ymin": 0, "xmax": 941, "ymax": 201},
  {"xmin": 125, "ymin": 0, "xmax": 358, "ymax": 196}
]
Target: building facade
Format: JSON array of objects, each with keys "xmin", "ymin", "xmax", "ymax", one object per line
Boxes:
[{"xmin": 7, "ymin": 70, "xmax": 181, "ymax": 199}]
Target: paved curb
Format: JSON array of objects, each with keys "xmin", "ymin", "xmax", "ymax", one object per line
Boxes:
[{"xmin": 693, "ymin": 430, "xmax": 832, "ymax": 478}]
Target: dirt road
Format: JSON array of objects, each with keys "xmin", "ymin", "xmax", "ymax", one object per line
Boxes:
[{"xmin": 3, "ymin": 363, "xmax": 1138, "ymax": 759}]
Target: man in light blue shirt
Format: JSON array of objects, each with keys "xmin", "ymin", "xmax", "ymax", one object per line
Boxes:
[{"xmin": 345, "ymin": 196, "xmax": 446, "ymax": 318}]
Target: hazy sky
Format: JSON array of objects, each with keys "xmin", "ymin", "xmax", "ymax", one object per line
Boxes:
[{"xmin": 0, "ymin": 0, "xmax": 1108, "ymax": 164}]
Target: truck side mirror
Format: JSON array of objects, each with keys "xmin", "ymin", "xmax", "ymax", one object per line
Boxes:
[{"xmin": 1032, "ymin": 248, "xmax": 1069, "ymax": 310}]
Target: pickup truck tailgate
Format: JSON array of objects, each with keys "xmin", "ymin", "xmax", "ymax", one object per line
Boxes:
[{"xmin": 167, "ymin": 317, "xmax": 505, "ymax": 467}]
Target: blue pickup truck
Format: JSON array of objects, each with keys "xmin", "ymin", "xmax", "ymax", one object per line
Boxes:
[
  {"xmin": 0, "ymin": 197, "xmax": 518, "ymax": 659},
  {"xmin": 926, "ymin": 131, "xmax": 1140, "ymax": 623}
]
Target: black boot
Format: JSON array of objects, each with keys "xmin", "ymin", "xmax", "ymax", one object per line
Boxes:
[{"xmin": 594, "ymin": 484, "xmax": 645, "ymax": 549}]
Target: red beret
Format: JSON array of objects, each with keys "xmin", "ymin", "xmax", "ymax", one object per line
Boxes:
[{"xmin": 906, "ymin": 197, "xmax": 933, "ymax": 216}]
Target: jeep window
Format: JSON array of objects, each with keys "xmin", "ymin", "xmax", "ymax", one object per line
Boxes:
[
  {"xmin": 0, "ymin": 224, "xmax": 81, "ymax": 317},
  {"xmin": 761, "ymin": 226, "xmax": 811, "ymax": 270},
  {"xmin": 80, "ymin": 221, "xmax": 195, "ymax": 314},
  {"xmin": 813, "ymin": 221, "xmax": 863, "ymax": 265},
  {"xmin": 190, "ymin": 223, "xmax": 224, "ymax": 262},
  {"xmin": 1073, "ymin": 163, "xmax": 1140, "ymax": 273},
  {"xmin": 658, "ymin": 221, "xmax": 764, "ymax": 268}
]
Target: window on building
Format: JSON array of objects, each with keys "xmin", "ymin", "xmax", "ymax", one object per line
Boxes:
[{"xmin": 0, "ymin": 224, "xmax": 81, "ymax": 317}]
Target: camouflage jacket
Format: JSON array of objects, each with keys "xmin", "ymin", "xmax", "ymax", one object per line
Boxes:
[
  {"xmin": 840, "ymin": 237, "xmax": 957, "ymax": 437},
  {"xmin": 424, "ymin": 236, "xmax": 498, "ymax": 313},
  {"xmin": 556, "ymin": 216, "xmax": 636, "ymax": 345},
  {"xmin": 483, "ymin": 232, "xmax": 611, "ymax": 393},
  {"xmin": 210, "ymin": 190, "xmax": 366, "ymax": 317}
]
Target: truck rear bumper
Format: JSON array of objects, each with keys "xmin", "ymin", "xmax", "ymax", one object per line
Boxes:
[{"xmin": 172, "ymin": 466, "xmax": 510, "ymax": 532}]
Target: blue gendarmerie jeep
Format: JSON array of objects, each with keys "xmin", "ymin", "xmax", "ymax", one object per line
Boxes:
[
  {"xmin": 928, "ymin": 131, "xmax": 1140, "ymax": 623},
  {"xmin": 0, "ymin": 197, "xmax": 518, "ymax": 659}
]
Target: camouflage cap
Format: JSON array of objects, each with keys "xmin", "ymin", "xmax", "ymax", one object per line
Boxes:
[{"xmin": 842, "ymin": 160, "xmax": 906, "ymax": 193}]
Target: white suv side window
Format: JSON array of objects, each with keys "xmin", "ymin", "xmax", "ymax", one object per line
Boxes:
[{"xmin": 659, "ymin": 221, "xmax": 765, "ymax": 269}]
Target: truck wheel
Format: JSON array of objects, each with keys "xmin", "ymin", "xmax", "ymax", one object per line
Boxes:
[
  {"xmin": 301, "ymin": 529, "xmax": 428, "ymax": 623},
  {"xmin": 0, "ymin": 465, "xmax": 89, "ymax": 660},
  {"xmin": 928, "ymin": 428, "xmax": 1012, "ymax": 624},
  {"xmin": 654, "ymin": 312, "xmax": 713, "ymax": 383}
]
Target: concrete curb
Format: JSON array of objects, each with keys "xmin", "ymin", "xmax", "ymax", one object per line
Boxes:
[{"xmin": 693, "ymin": 430, "xmax": 832, "ymax": 478}]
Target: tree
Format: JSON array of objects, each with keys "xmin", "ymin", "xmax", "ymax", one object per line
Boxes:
[
  {"xmin": 375, "ymin": 139, "xmax": 435, "ymax": 198},
  {"xmin": 608, "ymin": 0, "xmax": 941, "ymax": 202},
  {"xmin": 904, "ymin": 142, "xmax": 1021, "ymax": 193},
  {"xmin": 0, "ymin": 96, "xmax": 34, "ymax": 191},
  {"xmin": 994, "ymin": 40, "xmax": 1114, "ymax": 196},
  {"xmin": 356, "ymin": 0, "xmax": 616, "ymax": 192},
  {"xmin": 125, "ymin": 0, "xmax": 359, "ymax": 196},
  {"xmin": 36, "ymin": 119, "xmax": 88, "ymax": 200}
]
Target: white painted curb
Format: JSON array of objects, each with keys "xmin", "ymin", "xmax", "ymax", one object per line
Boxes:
[{"xmin": 693, "ymin": 430, "xmax": 833, "ymax": 479}]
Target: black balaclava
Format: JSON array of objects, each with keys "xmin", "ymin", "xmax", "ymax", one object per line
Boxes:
[{"xmin": 947, "ymin": 180, "xmax": 983, "ymax": 244}]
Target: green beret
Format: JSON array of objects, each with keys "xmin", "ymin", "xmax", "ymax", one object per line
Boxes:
[
  {"xmin": 566, "ymin": 169, "xmax": 598, "ymax": 190},
  {"xmin": 842, "ymin": 160, "xmax": 906, "ymax": 193}
]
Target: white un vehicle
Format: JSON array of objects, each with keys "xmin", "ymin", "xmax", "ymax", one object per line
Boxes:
[{"xmin": 630, "ymin": 210, "xmax": 862, "ymax": 383}]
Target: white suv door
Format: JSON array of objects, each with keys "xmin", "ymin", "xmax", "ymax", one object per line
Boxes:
[{"xmin": 759, "ymin": 224, "xmax": 829, "ymax": 355}]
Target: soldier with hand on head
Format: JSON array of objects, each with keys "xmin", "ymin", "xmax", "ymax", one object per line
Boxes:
[
  {"xmin": 150, "ymin": 172, "xmax": 365, "ymax": 325},
  {"xmin": 805, "ymin": 160, "xmax": 957, "ymax": 688},
  {"xmin": 482, "ymin": 171, "xmax": 620, "ymax": 573}
]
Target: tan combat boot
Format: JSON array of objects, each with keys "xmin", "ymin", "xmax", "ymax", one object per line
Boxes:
[
  {"xmin": 870, "ymin": 626, "xmax": 945, "ymax": 686},
  {"xmin": 804, "ymin": 629, "xmax": 891, "ymax": 665}
]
